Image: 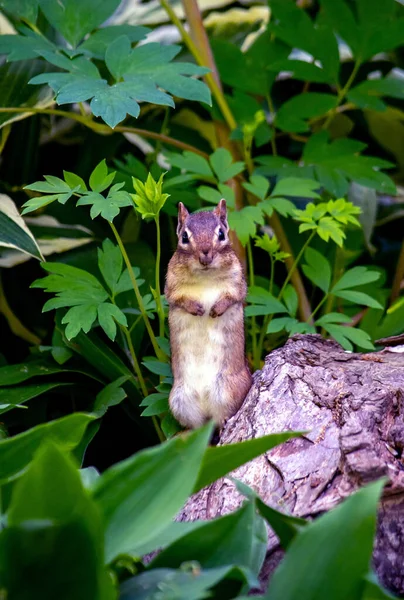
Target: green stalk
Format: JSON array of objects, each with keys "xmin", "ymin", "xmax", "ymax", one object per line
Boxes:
[
  {"xmin": 154, "ymin": 215, "xmax": 165, "ymax": 337},
  {"xmin": 277, "ymin": 231, "xmax": 316, "ymax": 302},
  {"xmin": 247, "ymin": 240, "xmax": 258, "ymax": 368},
  {"xmin": 110, "ymin": 222, "xmax": 164, "ymax": 361},
  {"xmin": 0, "ymin": 107, "xmax": 208, "ymax": 157},
  {"xmin": 322, "ymin": 60, "xmax": 361, "ymax": 130},
  {"xmin": 160, "ymin": 0, "xmax": 237, "ymax": 131},
  {"xmin": 260, "ymin": 231, "xmax": 316, "ymax": 350},
  {"xmin": 120, "ymin": 325, "xmax": 165, "ymax": 442},
  {"xmin": 307, "ymin": 293, "xmax": 329, "ymax": 322}
]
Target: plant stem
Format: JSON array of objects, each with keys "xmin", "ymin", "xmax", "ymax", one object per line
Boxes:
[
  {"xmin": 269, "ymin": 256, "xmax": 275, "ymax": 295},
  {"xmin": 266, "ymin": 93, "xmax": 277, "ymax": 157},
  {"xmin": 121, "ymin": 326, "xmax": 149, "ymax": 397},
  {"xmin": 110, "ymin": 222, "xmax": 164, "ymax": 361},
  {"xmin": 269, "ymin": 213, "xmax": 312, "ymax": 321},
  {"xmin": 161, "ymin": 0, "xmax": 237, "ymax": 131},
  {"xmin": 322, "ymin": 61, "xmax": 361, "ymax": 130},
  {"xmin": 154, "ymin": 215, "xmax": 165, "ymax": 337},
  {"xmin": 308, "ymin": 293, "xmax": 329, "ymax": 322},
  {"xmin": 390, "ymin": 238, "xmax": 404, "ymax": 306},
  {"xmin": 277, "ymin": 231, "xmax": 316, "ymax": 301},
  {"xmin": 247, "ymin": 240, "xmax": 258, "ymax": 368},
  {"xmin": 0, "ymin": 107, "xmax": 209, "ymax": 157}
]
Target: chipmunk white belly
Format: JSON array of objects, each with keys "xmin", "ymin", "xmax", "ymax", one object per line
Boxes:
[{"xmin": 173, "ymin": 282, "xmax": 230, "ymax": 412}]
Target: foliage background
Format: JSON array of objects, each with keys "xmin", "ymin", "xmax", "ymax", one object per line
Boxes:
[{"xmin": 0, "ymin": 0, "xmax": 403, "ymax": 597}]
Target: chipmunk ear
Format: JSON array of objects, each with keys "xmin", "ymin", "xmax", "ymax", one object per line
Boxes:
[
  {"xmin": 214, "ymin": 199, "xmax": 228, "ymax": 228},
  {"xmin": 177, "ymin": 202, "xmax": 189, "ymax": 234}
]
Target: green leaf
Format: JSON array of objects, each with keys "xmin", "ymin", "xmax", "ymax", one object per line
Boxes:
[
  {"xmin": 64, "ymin": 329, "xmax": 141, "ymax": 403},
  {"xmin": 97, "ymin": 303, "xmax": 127, "ymax": 341},
  {"xmin": 315, "ymin": 312, "xmax": 351, "ymax": 327},
  {"xmin": 322, "ymin": 324, "xmax": 375, "ymax": 351},
  {"xmin": 0, "ymin": 382, "xmax": 72, "ymax": 416},
  {"xmin": 316, "ymin": 217, "xmax": 345, "ymax": 246},
  {"xmin": 92, "ymin": 424, "xmax": 213, "ymax": 562},
  {"xmin": 302, "ymin": 131, "xmax": 396, "ymax": 196},
  {"xmin": 332, "ymin": 267, "xmax": 381, "ymax": 293},
  {"xmin": 132, "ymin": 172, "xmax": 170, "ymax": 219},
  {"xmin": 302, "ymin": 247, "xmax": 331, "ymax": 293},
  {"xmin": 97, "ymin": 238, "xmax": 123, "ymax": 296},
  {"xmin": 0, "ymin": 194, "xmax": 43, "ymax": 260},
  {"xmin": 271, "ymin": 177, "xmax": 321, "ymax": 199},
  {"xmin": 0, "ymin": 360, "xmax": 93, "ymax": 386},
  {"xmin": 93, "ymin": 376, "xmax": 129, "ymax": 417},
  {"xmin": 142, "ymin": 358, "xmax": 172, "ymax": 377},
  {"xmin": 79, "ymin": 25, "xmax": 150, "ymax": 59},
  {"xmin": 120, "ymin": 565, "xmax": 256, "ymax": 600},
  {"xmin": 243, "ymin": 175, "xmax": 270, "ymax": 201},
  {"xmin": 246, "ymin": 286, "xmax": 288, "ymax": 317},
  {"xmin": 347, "ymin": 78, "xmax": 404, "ymax": 112},
  {"xmin": 0, "ymin": 0, "xmax": 38, "ymax": 22},
  {"xmin": 363, "ymin": 572, "xmax": 397, "ymax": 599},
  {"xmin": 89, "ymin": 159, "xmax": 116, "ymax": 193},
  {"xmin": 209, "ymin": 148, "xmax": 245, "ymax": 183},
  {"xmin": 1, "ymin": 441, "xmax": 111, "ymax": 600},
  {"xmin": 265, "ymin": 480, "xmax": 385, "ymax": 600},
  {"xmin": 151, "ymin": 501, "xmax": 267, "ymax": 576},
  {"xmin": 276, "ymin": 93, "xmax": 338, "ymax": 133},
  {"xmin": 235, "ymin": 480, "xmax": 306, "ymax": 549},
  {"xmin": 63, "ymin": 170, "xmax": 87, "ymax": 192},
  {"xmin": 22, "ymin": 175, "xmax": 79, "ymax": 214},
  {"xmin": 261, "ymin": 197, "xmax": 296, "ymax": 218},
  {"xmin": 76, "ymin": 185, "xmax": 132, "ymax": 222},
  {"xmin": 331, "ymin": 290, "xmax": 383, "ymax": 310},
  {"xmin": 193, "ymin": 431, "xmax": 300, "ymax": 494},
  {"xmin": 31, "ymin": 262, "xmax": 124, "ymax": 340},
  {"xmin": 0, "ymin": 412, "xmax": 95, "ymax": 483},
  {"xmin": 166, "ymin": 151, "xmax": 213, "ymax": 178},
  {"xmin": 283, "ymin": 285, "xmax": 298, "ymax": 317},
  {"xmin": 228, "ymin": 206, "xmax": 263, "ymax": 247},
  {"xmin": 38, "ymin": 0, "xmax": 122, "ymax": 47}
]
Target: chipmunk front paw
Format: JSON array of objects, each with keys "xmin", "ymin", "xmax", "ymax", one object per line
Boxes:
[
  {"xmin": 189, "ymin": 301, "xmax": 205, "ymax": 316},
  {"xmin": 210, "ymin": 302, "xmax": 225, "ymax": 318}
]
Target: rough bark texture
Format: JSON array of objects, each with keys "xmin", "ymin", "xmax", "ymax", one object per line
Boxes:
[{"xmin": 178, "ymin": 334, "xmax": 404, "ymax": 596}]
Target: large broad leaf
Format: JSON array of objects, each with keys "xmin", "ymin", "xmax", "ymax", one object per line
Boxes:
[
  {"xmin": 0, "ymin": 382, "xmax": 73, "ymax": 415},
  {"xmin": 276, "ymin": 93, "xmax": 338, "ymax": 133},
  {"xmin": 63, "ymin": 328, "xmax": 142, "ymax": 406},
  {"xmin": 193, "ymin": 431, "xmax": 300, "ymax": 493},
  {"xmin": 265, "ymin": 480, "xmax": 384, "ymax": 600},
  {"xmin": 0, "ymin": 59, "xmax": 54, "ymax": 128},
  {"xmin": 38, "ymin": 0, "xmax": 122, "ymax": 47},
  {"xmin": 30, "ymin": 40, "xmax": 211, "ymax": 128},
  {"xmin": 120, "ymin": 565, "xmax": 256, "ymax": 600},
  {"xmin": 302, "ymin": 131, "xmax": 395, "ymax": 197},
  {"xmin": 0, "ymin": 359, "xmax": 100, "ymax": 386},
  {"xmin": 235, "ymin": 480, "xmax": 306, "ymax": 549},
  {"xmin": 150, "ymin": 500, "xmax": 267, "ymax": 576},
  {"xmin": 0, "ymin": 442, "xmax": 113, "ymax": 600},
  {"xmin": 268, "ymin": 0, "xmax": 339, "ymax": 83},
  {"xmin": 302, "ymin": 247, "xmax": 332, "ymax": 293},
  {"xmin": 320, "ymin": 0, "xmax": 404, "ymax": 62},
  {"xmin": 0, "ymin": 195, "xmax": 43, "ymax": 261},
  {"xmin": 0, "ymin": 412, "xmax": 95, "ymax": 483},
  {"xmin": 92, "ymin": 424, "xmax": 212, "ymax": 562}
]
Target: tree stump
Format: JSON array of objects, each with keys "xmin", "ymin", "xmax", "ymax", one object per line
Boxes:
[{"xmin": 178, "ymin": 334, "xmax": 404, "ymax": 596}]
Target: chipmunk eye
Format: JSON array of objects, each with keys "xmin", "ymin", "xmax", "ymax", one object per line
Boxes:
[
  {"xmin": 182, "ymin": 231, "xmax": 189, "ymax": 244},
  {"xmin": 218, "ymin": 228, "xmax": 225, "ymax": 241}
]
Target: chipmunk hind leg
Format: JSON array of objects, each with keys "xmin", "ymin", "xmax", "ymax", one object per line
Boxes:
[
  {"xmin": 169, "ymin": 384, "xmax": 207, "ymax": 429},
  {"xmin": 209, "ymin": 367, "xmax": 252, "ymax": 426}
]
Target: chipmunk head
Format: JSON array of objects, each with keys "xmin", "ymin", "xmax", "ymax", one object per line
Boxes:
[{"xmin": 176, "ymin": 199, "xmax": 230, "ymax": 270}]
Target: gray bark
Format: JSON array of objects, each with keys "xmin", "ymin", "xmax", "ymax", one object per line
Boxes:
[{"xmin": 178, "ymin": 334, "xmax": 404, "ymax": 596}]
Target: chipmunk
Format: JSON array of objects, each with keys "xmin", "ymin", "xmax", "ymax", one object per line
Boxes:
[{"xmin": 165, "ymin": 199, "xmax": 252, "ymax": 429}]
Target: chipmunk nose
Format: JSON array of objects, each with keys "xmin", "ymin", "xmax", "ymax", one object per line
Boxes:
[{"xmin": 199, "ymin": 248, "xmax": 212, "ymax": 266}]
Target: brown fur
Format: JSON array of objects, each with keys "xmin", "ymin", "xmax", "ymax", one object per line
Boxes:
[{"xmin": 165, "ymin": 200, "xmax": 252, "ymax": 428}]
